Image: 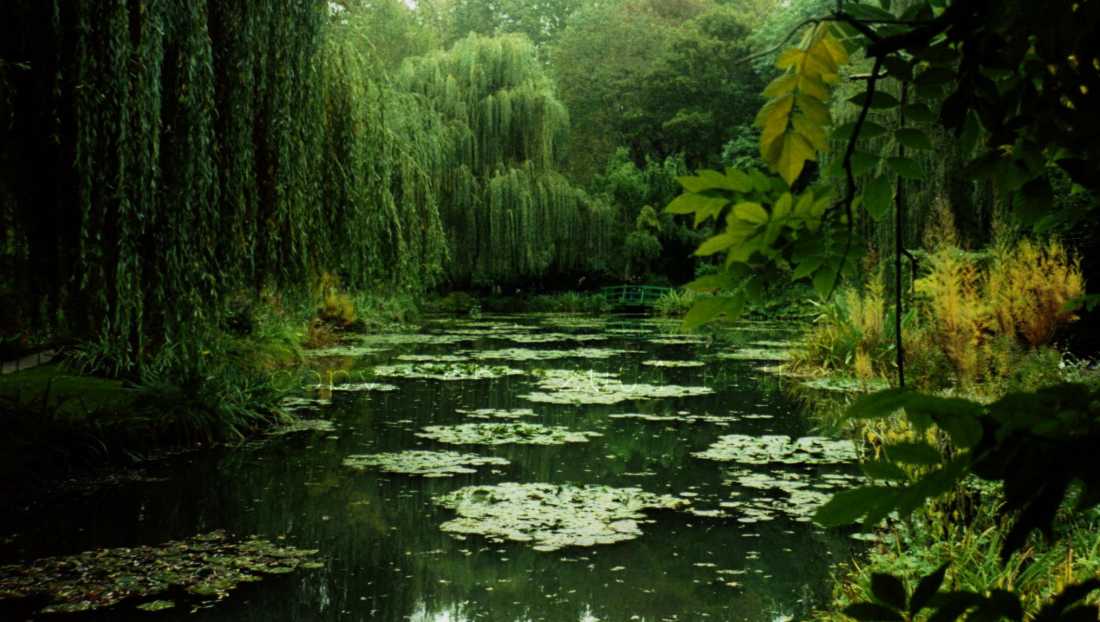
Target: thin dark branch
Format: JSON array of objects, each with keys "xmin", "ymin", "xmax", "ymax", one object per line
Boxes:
[
  {"xmin": 828, "ymin": 56, "xmax": 885, "ymax": 299},
  {"xmin": 734, "ymin": 18, "xmax": 823, "ymax": 65},
  {"xmin": 895, "ymin": 80, "xmax": 909, "ymax": 389}
]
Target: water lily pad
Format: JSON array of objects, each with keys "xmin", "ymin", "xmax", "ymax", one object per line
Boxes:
[
  {"xmin": 280, "ymin": 396, "xmax": 331, "ymax": 412},
  {"xmin": 798, "ymin": 376, "xmax": 890, "ymax": 393},
  {"xmin": 396, "ymin": 354, "xmax": 471, "ymax": 363},
  {"xmin": 692, "ymin": 434, "xmax": 856, "ymax": 465},
  {"xmin": 520, "ymin": 369, "xmax": 714, "ymax": 405},
  {"xmin": 462, "ymin": 347, "xmax": 633, "ymax": 361},
  {"xmin": 456, "ymin": 407, "xmax": 537, "ymax": 420},
  {"xmin": 434, "ymin": 483, "xmax": 689, "ymax": 551},
  {"xmin": 719, "ymin": 467, "xmax": 863, "ymax": 522},
  {"xmin": 608, "ymin": 412, "xmax": 734, "ymax": 426},
  {"xmin": 268, "ymin": 418, "xmax": 337, "ymax": 436},
  {"xmin": 504, "ymin": 333, "xmax": 608, "ymax": 344},
  {"xmin": 641, "ymin": 360, "xmax": 705, "ymax": 368},
  {"xmin": 358, "ymin": 333, "xmax": 476, "ymax": 346},
  {"xmin": 342, "ymin": 450, "xmax": 509, "ymax": 478},
  {"xmin": 714, "ymin": 348, "xmax": 793, "ymax": 362},
  {"xmin": 372, "ymin": 363, "xmax": 524, "ymax": 381},
  {"xmin": 0, "ymin": 531, "xmax": 319, "ymax": 614},
  {"xmin": 416, "ymin": 423, "xmax": 600, "ymax": 446},
  {"xmin": 307, "ymin": 382, "xmax": 399, "ymax": 392},
  {"xmin": 649, "ymin": 336, "xmax": 708, "ymax": 345}
]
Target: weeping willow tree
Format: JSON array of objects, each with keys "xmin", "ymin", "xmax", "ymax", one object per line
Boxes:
[
  {"xmin": 399, "ymin": 34, "xmax": 614, "ymax": 286},
  {"xmin": 0, "ymin": 1, "xmax": 451, "ymax": 370}
]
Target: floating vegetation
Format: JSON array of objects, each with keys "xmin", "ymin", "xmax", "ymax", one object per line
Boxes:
[
  {"xmin": 642, "ymin": 360, "xmax": 705, "ymax": 368},
  {"xmin": 372, "ymin": 363, "xmax": 525, "ymax": 381},
  {"xmin": 396, "ymin": 354, "xmax": 471, "ymax": 363},
  {"xmin": 692, "ymin": 435, "xmax": 856, "ymax": 465},
  {"xmin": 308, "ymin": 382, "xmax": 399, "ymax": 392},
  {"xmin": 520, "ymin": 369, "xmax": 714, "ymax": 405},
  {"xmin": 342, "ymin": 451, "xmax": 509, "ymax": 478},
  {"xmin": 719, "ymin": 468, "xmax": 862, "ymax": 522},
  {"xmin": 357, "ymin": 333, "xmax": 475, "ymax": 347},
  {"xmin": 504, "ymin": 333, "xmax": 608, "ymax": 344},
  {"xmin": 434, "ymin": 483, "xmax": 689, "ymax": 551},
  {"xmin": 0, "ymin": 531, "xmax": 320, "ymax": 614},
  {"xmin": 608, "ymin": 412, "xmax": 735, "ymax": 426},
  {"xmin": 649, "ymin": 336, "xmax": 708, "ymax": 345},
  {"xmin": 456, "ymin": 407, "xmax": 538, "ymax": 420},
  {"xmin": 462, "ymin": 347, "xmax": 633, "ymax": 361},
  {"xmin": 268, "ymin": 418, "xmax": 337, "ymax": 436},
  {"xmin": 714, "ymin": 348, "xmax": 793, "ymax": 362},
  {"xmin": 416, "ymin": 423, "xmax": 600, "ymax": 446}
]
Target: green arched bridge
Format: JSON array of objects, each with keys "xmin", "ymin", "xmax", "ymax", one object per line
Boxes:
[{"xmin": 599, "ymin": 285, "xmax": 677, "ymax": 309}]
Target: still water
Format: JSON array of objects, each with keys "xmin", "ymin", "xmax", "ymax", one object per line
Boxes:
[{"xmin": 0, "ymin": 315, "xmax": 861, "ymax": 621}]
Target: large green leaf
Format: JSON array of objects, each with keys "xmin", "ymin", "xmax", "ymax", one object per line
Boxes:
[
  {"xmin": 666, "ymin": 193, "xmax": 728, "ymax": 216},
  {"xmin": 683, "ymin": 296, "xmax": 744, "ymax": 330},
  {"xmin": 814, "ymin": 486, "xmax": 896, "ymax": 527},
  {"xmin": 863, "ymin": 175, "xmax": 893, "ymax": 221}
]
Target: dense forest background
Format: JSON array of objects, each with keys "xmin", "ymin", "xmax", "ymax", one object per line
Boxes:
[{"xmin": 1, "ymin": 0, "xmax": 1097, "ymax": 368}]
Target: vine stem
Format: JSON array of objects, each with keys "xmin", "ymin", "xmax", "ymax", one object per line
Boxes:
[{"xmin": 896, "ymin": 80, "xmax": 908, "ymax": 389}]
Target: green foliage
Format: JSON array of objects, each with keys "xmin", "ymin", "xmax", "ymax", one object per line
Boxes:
[{"xmin": 398, "ymin": 34, "xmax": 614, "ymax": 286}]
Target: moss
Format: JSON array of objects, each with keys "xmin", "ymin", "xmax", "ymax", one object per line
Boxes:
[{"xmin": 0, "ymin": 364, "xmax": 136, "ymax": 421}]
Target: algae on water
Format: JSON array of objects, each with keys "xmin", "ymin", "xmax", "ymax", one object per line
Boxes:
[
  {"xmin": 416, "ymin": 422, "xmax": 600, "ymax": 446},
  {"xmin": 342, "ymin": 450, "xmax": 509, "ymax": 478},
  {"xmin": 434, "ymin": 483, "xmax": 690, "ymax": 551}
]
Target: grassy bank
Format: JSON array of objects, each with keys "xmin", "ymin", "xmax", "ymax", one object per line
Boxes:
[{"xmin": 775, "ymin": 238, "xmax": 1100, "ymax": 616}]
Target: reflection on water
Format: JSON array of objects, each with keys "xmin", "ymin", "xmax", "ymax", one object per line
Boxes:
[{"xmin": 0, "ymin": 315, "xmax": 859, "ymax": 621}]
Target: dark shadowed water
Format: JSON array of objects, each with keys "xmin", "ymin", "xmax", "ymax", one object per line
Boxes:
[{"xmin": 0, "ymin": 315, "xmax": 862, "ymax": 622}]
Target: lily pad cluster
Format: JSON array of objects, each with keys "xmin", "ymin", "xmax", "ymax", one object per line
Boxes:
[
  {"xmin": 714, "ymin": 348, "xmax": 793, "ymax": 362},
  {"xmin": 456, "ymin": 407, "xmax": 537, "ymax": 420},
  {"xmin": 608, "ymin": 412, "xmax": 736, "ymax": 426},
  {"xmin": 372, "ymin": 363, "xmax": 524, "ymax": 381},
  {"xmin": 434, "ymin": 483, "xmax": 690, "ymax": 551},
  {"xmin": 416, "ymin": 423, "xmax": 600, "ymax": 446},
  {"xmin": 720, "ymin": 468, "xmax": 862, "ymax": 523},
  {"xmin": 0, "ymin": 531, "xmax": 320, "ymax": 614},
  {"xmin": 268, "ymin": 418, "xmax": 337, "ymax": 436},
  {"xmin": 692, "ymin": 434, "xmax": 857, "ymax": 465},
  {"xmin": 342, "ymin": 450, "xmax": 509, "ymax": 478},
  {"xmin": 302, "ymin": 344, "xmax": 390, "ymax": 358},
  {"xmin": 461, "ymin": 347, "xmax": 633, "ymax": 361},
  {"xmin": 520, "ymin": 369, "xmax": 714, "ymax": 405},
  {"xmin": 504, "ymin": 333, "xmax": 607, "ymax": 344},
  {"xmin": 396, "ymin": 354, "xmax": 470, "ymax": 363},
  {"xmin": 641, "ymin": 359, "xmax": 705, "ymax": 368},
  {"xmin": 308, "ymin": 382, "xmax": 399, "ymax": 392}
]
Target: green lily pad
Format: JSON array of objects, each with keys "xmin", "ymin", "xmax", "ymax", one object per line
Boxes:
[
  {"xmin": 434, "ymin": 483, "xmax": 690, "ymax": 551},
  {"xmin": 308, "ymin": 382, "xmax": 399, "ymax": 392},
  {"xmin": 692, "ymin": 434, "xmax": 856, "ymax": 465},
  {"xmin": 714, "ymin": 348, "xmax": 793, "ymax": 362},
  {"xmin": 303, "ymin": 344, "xmax": 390, "ymax": 358},
  {"xmin": 719, "ymin": 467, "xmax": 863, "ymax": 522},
  {"xmin": 416, "ymin": 423, "xmax": 600, "ymax": 446},
  {"xmin": 372, "ymin": 363, "xmax": 525, "ymax": 381},
  {"xmin": 268, "ymin": 418, "xmax": 337, "ymax": 436},
  {"xmin": 0, "ymin": 531, "xmax": 319, "ymax": 614},
  {"xmin": 136, "ymin": 600, "xmax": 176, "ymax": 612},
  {"xmin": 461, "ymin": 347, "xmax": 633, "ymax": 361},
  {"xmin": 798, "ymin": 376, "xmax": 890, "ymax": 393},
  {"xmin": 504, "ymin": 333, "xmax": 608, "ymax": 344},
  {"xmin": 396, "ymin": 354, "xmax": 471, "ymax": 363},
  {"xmin": 520, "ymin": 369, "xmax": 714, "ymax": 405},
  {"xmin": 342, "ymin": 450, "xmax": 509, "ymax": 478},
  {"xmin": 456, "ymin": 407, "xmax": 537, "ymax": 420},
  {"xmin": 608, "ymin": 412, "xmax": 735, "ymax": 426},
  {"xmin": 642, "ymin": 360, "xmax": 705, "ymax": 368}
]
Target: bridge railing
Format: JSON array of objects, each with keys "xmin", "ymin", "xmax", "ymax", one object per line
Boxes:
[{"xmin": 599, "ymin": 285, "xmax": 678, "ymax": 307}]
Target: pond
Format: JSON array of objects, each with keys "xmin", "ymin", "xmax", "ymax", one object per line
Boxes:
[{"xmin": 0, "ymin": 315, "xmax": 863, "ymax": 621}]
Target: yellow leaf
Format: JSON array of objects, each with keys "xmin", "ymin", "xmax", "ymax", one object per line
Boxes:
[
  {"xmin": 821, "ymin": 33, "xmax": 849, "ymax": 66},
  {"xmin": 792, "ymin": 114, "xmax": 829, "ymax": 153},
  {"xmin": 763, "ymin": 73, "xmax": 799, "ymax": 98},
  {"xmin": 796, "ymin": 94, "xmax": 832, "ymax": 127},
  {"xmin": 754, "ymin": 93, "xmax": 794, "ymax": 130},
  {"xmin": 802, "ymin": 44, "xmax": 839, "ymax": 80},
  {"xmin": 798, "ymin": 74, "xmax": 830, "ymax": 101},
  {"xmin": 776, "ymin": 49, "xmax": 805, "ymax": 71},
  {"xmin": 772, "ymin": 132, "xmax": 817, "ymax": 187}
]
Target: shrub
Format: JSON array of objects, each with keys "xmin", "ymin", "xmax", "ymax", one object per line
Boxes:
[
  {"xmin": 986, "ymin": 238, "xmax": 1084, "ymax": 347},
  {"xmin": 653, "ymin": 289, "xmax": 697, "ymax": 317}
]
